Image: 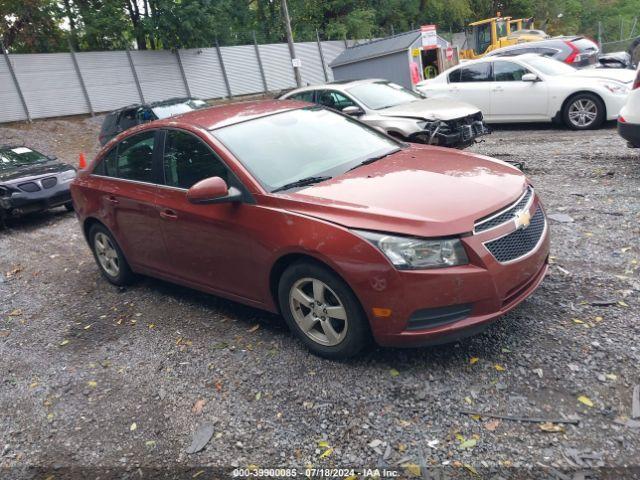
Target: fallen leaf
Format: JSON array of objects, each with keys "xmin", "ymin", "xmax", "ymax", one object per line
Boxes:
[
  {"xmin": 464, "ymin": 396, "xmax": 473, "ymax": 404},
  {"xmin": 618, "ymin": 301, "xmax": 629, "ymax": 307},
  {"xmin": 130, "ymin": 422, "xmax": 137, "ymax": 431},
  {"xmin": 484, "ymin": 419, "xmax": 500, "ymax": 431},
  {"xmin": 8, "ymin": 309, "xmax": 22, "ymax": 316},
  {"xmin": 501, "ymin": 348, "xmax": 511, "ymax": 353},
  {"xmin": 192, "ymin": 470, "xmax": 205, "ymax": 478},
  {"xmin": 403, "ymin": 463, "xmax": 421, "ymax": 477},
  {"xmin": 389, "ymin": 368, "xmax": 400, "ymax": 377},
  {"xmin": 192, "ymin": 399, "xmax": 206, "ymax": 414},
  {"xmin": 145, "ymin": 440, "xmax": 156, "ymax": 448},
  {"xmin": 59, "ymin": 339, "xmax": 69, "ymax": 346},
  {"xmin": 318, "ymin": 440, "xmax": 330, "ymax": 448},
  {"xmin": 255, "ymin": 392, "xmax": 262, "ymax": 401},
  {"xmin": 87, "ymin": 381, "xmax": 97, "ymax": 388},
  {"xmin": 578, "ymin": 395, "xmax": 594, "ymax": 407},
  {"xmin": 605, "ymin": 373, "xmax": 617, "ymax": 381},
  {"xmin": 539, "ymin": 422, "xmax": 564, "ymax": 433},
  {"xmin": 572, "ymin": 318, "xmax": 584, "ymax": 324},
  {"xmin": 464, "ymin": 464, "xmax": 479, "ymax": 476},
  {"xmin": 469, "ymin": 357, "xmax": 479, "ymax": 364},
  {"xmin": 319, "ymin": 447, "xmax": 333, "ymax": 458},
  {"xmin": 458, "ymin": 438, "xmax": 477, "ymax": 450},
  {"xmin": 83, "ymin": 324, "xmax": 92, "ymax": 330},
  {"xmin": 0, "ymin": 330, "xmax": 10, "ymax": 337},
  {"xmin": 148, "ymin": 323, "xmax": 155, "ymax": 329},
  {"xmin": 248, "ymin": 324, "xmax": 260, "ymax": 333},
  {"xmin": 494, "ymin": 364, "xmax": 506, "ymax": 371}
]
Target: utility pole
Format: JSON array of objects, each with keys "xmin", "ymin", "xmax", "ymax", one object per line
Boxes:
[{"xmin": 282, "ymin": 0, "xmax": 302, "ymax": 87}]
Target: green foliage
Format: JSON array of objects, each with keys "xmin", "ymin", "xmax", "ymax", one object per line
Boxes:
[{"xmin": 0, "ymin": 0, "xmax": 639, "ymax": 52}]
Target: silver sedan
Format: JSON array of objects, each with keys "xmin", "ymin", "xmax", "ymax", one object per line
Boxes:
[{"xmin": 279, "ymin": 79, "xmax": 490, "ymax": 148}]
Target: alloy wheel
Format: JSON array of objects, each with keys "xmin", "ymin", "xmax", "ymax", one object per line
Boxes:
[
  {"xmin": 568, "ymin": 99, "xmax": 598, "ymax": 128},
  {"xmin": 289, "ymin": 277, "xmax": 348, "ymax": 346},
  {"xmin": 94, "ymin": 232, "xmax": 120, "ymax": 277}
]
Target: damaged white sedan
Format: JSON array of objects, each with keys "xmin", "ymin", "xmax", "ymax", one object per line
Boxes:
[{"xmin": 280, "ymin": 79, "xmax": 490, "ymax": 149}]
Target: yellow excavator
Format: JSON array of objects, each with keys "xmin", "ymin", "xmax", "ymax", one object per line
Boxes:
[{"xmin": 460, "ymin": 16, "xmax": 548, "ymax": 60}]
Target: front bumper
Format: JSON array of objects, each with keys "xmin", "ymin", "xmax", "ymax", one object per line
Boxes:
[
  {"xmin": 357, "ymin": 196, "xmax": 550, "ymax": 347},
  {"xmin": 618, "ymin": 119, "xmax": 640, "ymax": 148},
  {"xmin": 0, "ymin": 183, "xmax": 72, "ymax": 217},
  {"xmin": 408, "ymin": 118, "xmax": 491, "ymax": 148}
]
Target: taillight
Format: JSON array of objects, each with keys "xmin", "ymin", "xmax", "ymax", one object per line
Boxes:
[
  {"xmin": 633, "ymin": 70, "xmax": 640, "ymax": 90},
  {"xmin": 619, "ymin": 116, "xmax": 626, "ymax": 123},
  {"xmin": 564, "ymin": 40, "xmax": 580, "ymax": 64}
]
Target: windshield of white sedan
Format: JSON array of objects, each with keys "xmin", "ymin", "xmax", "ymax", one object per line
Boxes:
[
  {"xmin": 347, "ymin": 82, "xmax": 422, "ymax": 110},
  {"xmin": 525, "ymin": 56, "xmax": 576, "ymax": 76},
  {"xmin": 213, "ymin": 108, "xmax": 399, "ymax": 192},
  {"xmin": 0, "ymin": 147, "xmax": 48, "ymax": 170}
]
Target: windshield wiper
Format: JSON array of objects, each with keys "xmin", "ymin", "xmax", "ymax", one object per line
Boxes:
[
  {"xmin": 348, "ymin": 149, "xmax": 399, "ymax": 172},
  {"xmin": 272, "ymin": 175, "xmax": 332, "ymax": 193}
]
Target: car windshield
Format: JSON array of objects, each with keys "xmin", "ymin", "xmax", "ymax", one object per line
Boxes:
[
  {"xmin": 0, "ymin": 147, "xmax": 48, "ymax": 170},
  {"xmin": 213, "ymin": 107, "xmax": 400, "ymax": 192},
  {"xmin": 346, "ymin": 82, "xmax": 423, "ymax": 110},
  {"xmin": 525, "ymin": 56, "xmax": 576, "ymax": 76},
  {"xmin": 152, "ymin": 99, "xmax": 208, "ymax": 119}
]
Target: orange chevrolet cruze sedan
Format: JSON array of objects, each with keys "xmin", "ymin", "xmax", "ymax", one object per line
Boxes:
[{"xmin": 71, "ymin": 101, "xmax": 549, "ymax": 358}]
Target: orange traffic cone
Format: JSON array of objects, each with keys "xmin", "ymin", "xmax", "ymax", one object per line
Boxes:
[{"xmin": 78, "ymin": 152, "xmax": 87, "ymax": 169}]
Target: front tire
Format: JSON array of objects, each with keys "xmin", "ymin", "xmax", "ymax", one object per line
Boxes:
[
  {"xmin": 563, "ymin": 93, "xmax": 605, "ymax": 130},
  {"xmin": 88, "ymin": 224, "xmax": 134, "ymax": 286},
  {"xmin": 277, "ymin": 261, "xmax": 370, "ymax": 359}
]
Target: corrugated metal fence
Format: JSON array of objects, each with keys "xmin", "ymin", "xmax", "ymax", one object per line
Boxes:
[{"xmin": 0, "ymin": 39, "xmax": 350, "ymax": 124}]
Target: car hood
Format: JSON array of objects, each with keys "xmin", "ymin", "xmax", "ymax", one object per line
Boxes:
[
  {"xmin": 376, "ymin": 98, "xmax": 480, "ymax": 121},
  {"xmin": 568, "ymin": 68, "xmax": 636, "ymax": 84},
  {"xmin": 0, "ymin": 161, "xmax": 72, "ymax": 183},
  {"xmin": 275, "ymin": 145, "xmax": 527, "ymax": 237}
]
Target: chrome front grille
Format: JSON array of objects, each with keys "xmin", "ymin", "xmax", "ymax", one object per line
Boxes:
[
  {"xmin": 475, "ymin": 186, "xmax": 534, "ymax": 233},
  {"xmin": 484, "ymin": 207, "xmax": 546, "ymax": 263}
]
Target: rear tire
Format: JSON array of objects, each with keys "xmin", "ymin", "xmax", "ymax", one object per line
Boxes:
[
  {"xmin": 64, "ymin": 202, "xmax": 74, "ymax": 212},
  {"xmin": 277, "ymin": 260, "xmax": 370, "ymax": 359},
  {"xmin": 562, "ymin": 93, "xmax": 605, "ymax": 130},
  {"xmin": 88, "ymin": 224, "xmax": 134, "ymax": 286}
]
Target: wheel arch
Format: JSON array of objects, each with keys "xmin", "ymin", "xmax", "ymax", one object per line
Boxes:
[
  {"xmin": 268, "ymin": 252, "xmax": 363, "ymax": 315},
  {"xmin": 559, "ymin": 90, "xmax": 607, "ymax": 121},
  {"xmin": 82, "ymin": 216, "xmax": 105, "ymax": 243}
]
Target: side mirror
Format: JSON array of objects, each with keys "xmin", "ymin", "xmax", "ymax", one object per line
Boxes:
[
  {"xmin": 47, "ymin": 155, "xmax": 58, "ymax": 161},
  {"xmin": 522, "ymin": 73, "xmax": 539, "ymax": 82},
  {"xmin": 342, "ymin": 105, "xmax": 364, "ymax": 116},
  {"xmin": 186, "ymin": 176, "xmax": 242, "ymax": 204}
]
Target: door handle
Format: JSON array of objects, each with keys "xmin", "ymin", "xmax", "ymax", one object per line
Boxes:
[
  {"xmin": 106, "ymin": 195, "xmax": 119, "ymax": 206},
  {"xmin": 159, "ymin": 209, "xmax": 178, "ymax": 220},
  {"xmin": 492, "ymin": 87, "xmax": 504, "ymax": 92}
]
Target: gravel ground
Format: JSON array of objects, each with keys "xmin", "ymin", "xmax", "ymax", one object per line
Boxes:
[{"xmin": 1, "ymin": 116, "xmax": 639, "ymax": 479}]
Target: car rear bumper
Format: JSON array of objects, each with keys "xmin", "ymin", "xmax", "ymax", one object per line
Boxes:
[
  {"xmin": 0, "ymin": 184, "xmax": 71, "ymax": 216},
  {"xmin": 618, "ymin": 119, "xmax": 640, "ymax": 147},
  {"xmin": 359, "ymin": 197, "xmax": 550, "ymax": 348}
]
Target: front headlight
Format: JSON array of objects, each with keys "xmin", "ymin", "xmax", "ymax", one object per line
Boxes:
[
  {"xmin": 59, "ymin": 169, "xmax": 77, "ymax": 182},
  {"xmin": 353, "ymin": 229, "xmax": 469, "ymax": 269},
  {"xmin": 602, "ymin": 82, "xmax": 629, "ymax": 95}
]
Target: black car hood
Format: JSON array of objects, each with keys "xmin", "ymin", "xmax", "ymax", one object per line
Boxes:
[{"xmin": 0, "ymin": 161, "xmax": 72, "ymax": 183}]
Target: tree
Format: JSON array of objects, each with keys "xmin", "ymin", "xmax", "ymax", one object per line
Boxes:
[{"xmin": 0, "ymin": 0, "xmax": 67, "ymax": 52}]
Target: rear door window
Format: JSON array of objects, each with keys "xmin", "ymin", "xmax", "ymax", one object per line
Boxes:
[
  {"xmin": 162, "ymin": 130, "xmax": 229, "ymax": 189},
  {"xmin": 118, "ymin": 109, "xmax": 141, "ymax": 130},
  {"xmin": 448, "ymin": 68, "xmax": 462, "ymax": 83},
  {"xmin": 459, "ymin": 63, "xmax": 492, "ymax": 82}
]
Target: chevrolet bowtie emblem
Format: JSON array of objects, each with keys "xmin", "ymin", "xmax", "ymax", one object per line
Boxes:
[{"xmin": 514, "ymin": 210, "xmax": 531, "ymax": 230}]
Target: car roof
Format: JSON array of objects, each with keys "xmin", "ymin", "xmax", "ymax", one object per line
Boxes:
[
  {"xmin": 285, "ymin": 78, "xmax": 389, "ymax": 94},
  {"xmin": 111, "ymin": 97, "xmax": 204, "ymax": 114},
  {"xmin": 152, "ymin": 99, "xmax": 311, "ymax": 130}
]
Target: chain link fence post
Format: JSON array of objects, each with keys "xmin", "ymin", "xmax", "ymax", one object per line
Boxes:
[
  {"xmin": 215, "ymin": 39, "xmax": 233, "ymax": 99},
  {"xmin": 69, "ymin": 39, "xmax": 94, "ymax": 116},
  {"xmin": 1, "ymin": 40, "xmax": 31, "ymax": 122},
  {"xmin": 175, "ymin": 49, "xmax": 192, "ymax": 98},
  {"xmin": 253, "ymin": 31, "xmax": 268, "ymax": 93},
  {"xmin": 126, "ymin": 48, "xmax": 145, "ymax": 103},
  {"xmin": 316, "ymin": 30, "xmax": 329, "ymax": 82}
]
